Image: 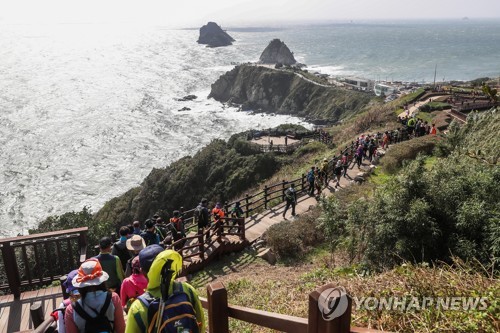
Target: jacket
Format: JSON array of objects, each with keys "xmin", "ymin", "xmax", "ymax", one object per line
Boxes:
[{"xmin": 125, "ymin": 250, "xmax": 205, "ymax": 333}]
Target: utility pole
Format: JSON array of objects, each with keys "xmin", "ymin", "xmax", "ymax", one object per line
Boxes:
[{"xmin": 433, "ymin": 64, "xmax": 437, "ymax": 89}]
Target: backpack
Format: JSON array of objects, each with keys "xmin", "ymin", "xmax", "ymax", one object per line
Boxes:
[
  {"xmin": 136, "ymin": 282, "xmax": 200, "ymax": 333},
  {"xmin": 193, "ymin": 205, "xmax": 207, "ymax": 228},
  {"xmin": 73, "ymin": 292, "xmax": 113, "ymax": 333},
  {"xmin": 307, "ymin": 170, "xmax": 315, "ymax": 182},
  {"xmin": 285, "ymin": 188, "xmax": 295, "ymax": 200}
]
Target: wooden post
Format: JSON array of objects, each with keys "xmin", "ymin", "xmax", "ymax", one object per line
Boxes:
[
  {"xmin": 198, "ymin": 232, "xmax": 204, "ymax": 260},
  {"xmin": 207, "ymin": 282, "xmax": 229, "ymax": 333},
  {"xmin": 308, "ymin": 284, "xmax": 352, "ymax": 333},
  {"xmin": 301, "ymin": 173, "xmax": 306, "ymax": 193},
  {"xmin": 281, "ymin": 180, "xmax": 287, "ymax": 202},
  {"xmin": 1, "ymin": 242, "xmax": 21, "ymax": 298},
  {"xmin": 245, "ymin": 193, "xmax": 250, "ymax": 218},
  {"xmin": 78, "ymin": 230, "xmax": 88, "ymax": 263},
  {"xmin": 264, "ymin": 185, "xmax": 268, "ymax": 209},
  {"xmin": 30, "ymin": 301, "xmax": 44, "ymax": 328},
  {"xmin": 240, "ymin": 218, "xmax": 246, "ymax": 241}
]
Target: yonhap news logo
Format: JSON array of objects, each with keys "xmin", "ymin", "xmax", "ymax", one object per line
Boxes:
[
  {"xmin": 317, "ymin": 286, "xmax": 349, "ymax": 320},
  {"xmin": 317, "ymin": 286, "xmax": 490, "ymax": 321}
]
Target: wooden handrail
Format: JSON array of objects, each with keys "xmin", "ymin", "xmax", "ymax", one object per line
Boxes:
[
  {"xmin": 0, "ymin": 227, "xmax": 88, "ymax": 298},
  {"xmin": 206, "ymin": 282, "xmax": 390, "ymax": 333}
]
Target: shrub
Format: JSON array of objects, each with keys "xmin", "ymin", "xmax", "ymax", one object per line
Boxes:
[
  {"xmin": 379, "ymin": 135, "xmax": 439, "ymax": 173},
  {"xmin": 265, "ymin": 208, "xmax": 323, "ymax": 259}
]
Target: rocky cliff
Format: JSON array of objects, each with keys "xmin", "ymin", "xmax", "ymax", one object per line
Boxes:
[
  {"xmin": 208, "ymin": 65, "xmax": 372, "ymax": 122},
  {"xmin": 197, "ymin": 22, "xmax": 235, "ymax": 47},
  {"xmin": 259, "ymin": 39, "xmax": 296, "ymax": 65}
]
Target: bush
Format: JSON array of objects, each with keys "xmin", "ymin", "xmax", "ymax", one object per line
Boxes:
[
  {"xmin": 265, "ymin": 208, "xmax": 323, "ymax": 259},
  {"xmin": 380, "ymin": 135, "xmax": 439, "ymax": 173}
]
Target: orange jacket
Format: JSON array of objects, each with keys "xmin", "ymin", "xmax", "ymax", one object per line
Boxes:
[{"xmin": 212, "ymin": 207, "xmax": 225, "ymax": 221}]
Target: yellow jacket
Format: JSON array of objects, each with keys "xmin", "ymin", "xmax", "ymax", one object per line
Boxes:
[{"xmin": 125, "ymin": 250, "xmax": 205, "ymax": 332}]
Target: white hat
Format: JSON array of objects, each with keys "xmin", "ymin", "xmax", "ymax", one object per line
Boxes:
[{"xmin": 72, "ymin": 258, "xmax": 109, "ymax": 288}]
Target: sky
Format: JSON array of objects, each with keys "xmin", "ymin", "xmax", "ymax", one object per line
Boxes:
[{"xmin": 0, "ymin": 0, "xmax": 499, "ymax": 27}]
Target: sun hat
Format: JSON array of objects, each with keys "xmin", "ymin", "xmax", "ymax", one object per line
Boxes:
[
  {"xmin": 139, "ymin": 244, "xmax": 164, "ymax": 273},
  {"xmin": 72, "ymin": 258, "xmax": 109, "ymax": 288},
  {"xmin": 63, "ymin": 269, "xmax": 78, "ymax": 294},
  {"xmin": 126, "ymin": 234, "xmax": 146, "ymax": 252}
]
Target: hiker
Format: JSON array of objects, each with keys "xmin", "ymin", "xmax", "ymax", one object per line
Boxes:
[
  {"xmin": 64, "ymin": 258, "xmax": 126, "ymax": 333},
  {"xmin": 53, "ymin": 270, "xmax": 79, "ymax": 333},
  {"xmin": 314, "ymin": 167, "xmax": 322, "ymax": 195},
  {"xmin": 307, "ymin": 166, "xmax": 315, "ymax": 196},
  {"xmin": 95, "ymin": 237, "xmax": 125, "ymax": 295},
  {"xmin": 194, "ymin": 198, "xmax": 210, "ymax": 241},
  {"xmin": 212, "ymin": 202, "xmax": 225, "ymax": 236},
  {"xmin": 125, "ymin": 248, "xmax": 205, "ymax": 333},
  {"xmin": 168, "ymin": 210, "xmax": 186, "ymax": 250},
  {"xmin": 132, "ymin": 221, "xmax": 142, "ymax": 235},
  {"xmin": 120, "ymin": 256, "xmax": 147, "ymax": 313},
  {"xmin": 141, "ymin": 219, "xmax": 160, "ymax": 246},
  {"xmin": 355, "ymin": 145, "xmax": 364, "ymax": 168},
  {"xmin": 282, "ymin": 183, "xmax": 297, "ymax": 219},
  {"xmin": 320, "ymin": 158, "xmax": 329, "ymax": 186},
  {"xmin": 341, "ymin": 152, "xmax": 350, "ymax": 178},
  {"xmin": 334, "ymin": 159, "xmax": 343, "ymax": 188},
  {"xmin": 124, "ymin": 234, "xmax": 146, "ymax": 277},
  {"xmin": 230, "ymin": 201, "xmax": 244, "ymax": 230},
  {"xmin": 430, "ymin": 123, "xmax": 437, "ymax": 135},
  {"xmin": 112, "ymin": 226, "xmax": 132, "ymax": 270}
]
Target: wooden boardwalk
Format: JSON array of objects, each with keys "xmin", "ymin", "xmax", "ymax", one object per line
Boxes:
[
  {"xmin": 0, "ymin": 286, "xmax": 63, "ymax": 333},
  {"xmin": 245, "ymin": 159, "xmax": 374, "ymax": 243}
]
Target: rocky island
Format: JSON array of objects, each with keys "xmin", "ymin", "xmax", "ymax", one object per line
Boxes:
[
  {"xmin": 208, "ymin": 64, "xmax": 371, "ymax": 123},
  {"xmin": 259, "ymin": 39, "xmax": 296, "ymax": 65},
  {"xmin": 197, "ymin": 22, "xmax": 235, "ymax": 47}
]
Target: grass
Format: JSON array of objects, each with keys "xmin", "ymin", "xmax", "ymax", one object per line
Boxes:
[
  {"xmin": 398, "ymin": 88, "xmax": 426, "ymax": 105},
  {"xmin": 369, "ymin": 168, "xmax": 391, "ymax": 185},
  {"xmin": 190, "ymin": 250, "xmax": 499, "ymax": 333}
]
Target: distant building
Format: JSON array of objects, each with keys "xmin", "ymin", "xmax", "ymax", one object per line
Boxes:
[
  {"xmin": 374, "ymin": 82, "xmax": 398, "ymax": 97},
  {"xmin": 341, "ymin": 77, "xmax": 374, "ymax": 91}
]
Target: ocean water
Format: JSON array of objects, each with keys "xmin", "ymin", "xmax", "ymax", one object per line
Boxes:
[{"xmin": 1, "ymin": 20, "xmax": 499, "ymax": 236}]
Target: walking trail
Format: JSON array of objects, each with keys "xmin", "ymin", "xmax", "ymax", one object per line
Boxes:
[{"xmin": 245, "ymin": 156, "xmax": 375, "ymax": 243}]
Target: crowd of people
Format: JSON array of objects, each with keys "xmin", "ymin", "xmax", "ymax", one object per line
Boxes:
[
  {"xmin": 54, "ymin": 244, "xmax": 205, "ymax": 333},
  {"xmin": 50, "ymin": 198, "xmax": 249, "ymax": 333}
]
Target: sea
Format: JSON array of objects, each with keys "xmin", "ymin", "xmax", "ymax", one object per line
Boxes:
[{"xmin": 1, "ymin": 19, "xmax": 499, "ymax": 237}]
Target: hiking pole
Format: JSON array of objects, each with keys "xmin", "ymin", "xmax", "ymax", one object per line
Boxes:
[{"xmin": 156, "ymin": 259, "xmax": 174, "ymax": 333}]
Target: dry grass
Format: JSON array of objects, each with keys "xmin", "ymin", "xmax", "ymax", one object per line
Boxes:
[{"xmin": 191, "ymin": 252, "xmax": 499, "ymax": 333}]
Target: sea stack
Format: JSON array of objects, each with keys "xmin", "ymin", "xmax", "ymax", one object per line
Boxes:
[
  {"xmin": 197, "ymin": 22, "xmax": 235, "ymax": 47},
  {"xmin": 259, "ymin": 39, "xmax": 297, "ymax": 65}
]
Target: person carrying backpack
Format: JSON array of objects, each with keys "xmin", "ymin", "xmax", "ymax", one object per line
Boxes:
[
  {"xmin": 168, "ymin": 210, "xmax": 186, "ymax": 250},
  {"xmin": 282, "ymin": 183, "xmax": 297, "ymax": 219},
  {"xmin": 125, "ymin": 249, "xmax": 205, "ymax": 333},
  {"xmin": 112, "ymin": 226, "xmax": 132, "ymax": 270},
  {"xmin": 194, "ymin": 198, "xmax": 210, "ymax": 241},
  {"xmin": 307, "ymin": 166, "xmax": 315, "ymax": 196},
  {"xmin": 64, "ymin": 258, "xmax": 125, "ymax": 333}
]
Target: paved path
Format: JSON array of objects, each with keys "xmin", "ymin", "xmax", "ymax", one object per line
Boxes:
[
  {"xmin": 398, "ymin": 95, "xmax": 447, "ymax": 118},
  {"xmin": 245, "ymin": 157, "xmax": 374, "ymax": 243}
]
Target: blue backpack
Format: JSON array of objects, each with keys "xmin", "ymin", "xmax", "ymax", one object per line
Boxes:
[
  {"xmin": 307, "ymin": 170, "xmax": 315, "ymax": 182},
  {"xmin": 135, "ymin": 282, "xmax": 199, "ymax": 333}
]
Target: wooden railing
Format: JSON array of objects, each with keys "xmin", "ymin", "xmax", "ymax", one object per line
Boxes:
[
  {"xmin": 0, "ymin": 227, "xmax": 88, "ymax": 298},
  {"xmin": 204, "ymin": 282, "xmax": 388, "ymax": 333},
  {"xmin": 166, "ymin": 217, "xmax": 246, "ymax": 265}
]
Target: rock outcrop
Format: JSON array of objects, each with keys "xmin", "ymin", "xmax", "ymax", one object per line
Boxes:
[
  {"xmin": 197, "ymin": 22, "xmax": 235, "ymax": 47},
  {"xmin": 209, "ymin": 65, "xmax": 372, "ymax": 122},
  {"xmin": 259, "ymin": 39, "xmax": 296, "ymax": 65}
]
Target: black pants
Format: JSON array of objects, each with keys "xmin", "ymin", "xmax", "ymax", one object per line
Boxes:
[
  {"xmin": 308, "ymin": 181, "xmax": 315, "ymax": 195},
  {"xmin": 283, "ymin": 199, "xmax": 296, "ymax": 217}
]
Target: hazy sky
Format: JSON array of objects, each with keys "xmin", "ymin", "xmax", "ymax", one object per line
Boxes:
[{"xmin": 1, "ymin": 0, "xmax": 499, "ymax": 26}]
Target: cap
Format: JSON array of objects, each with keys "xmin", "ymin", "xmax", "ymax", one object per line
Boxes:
[
  {"xmin": 139, "ymin": 245, "xmax": 164, "ymax": 273},
  {"xmin": 145, "ymin": 219, "xmax": 155, "ymax": 229},
  {"xmin": 63, "ymin": 269, "xmax": 78, "ymax": 294},
  {"xmin": 99, "ymin": 237, "xmax": 112, "ymax": 249}
]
